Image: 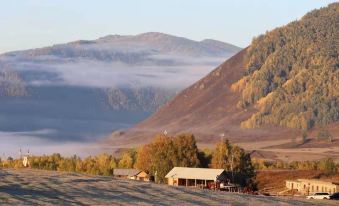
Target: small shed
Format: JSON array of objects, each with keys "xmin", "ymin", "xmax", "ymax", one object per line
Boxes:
[
  {"xmin": 165, "ymin": 167, "xmax": 229, "ymax": 188},
  {"xmin": 113, "ymin": 169, "xmax": 150, "ymax": 181}
]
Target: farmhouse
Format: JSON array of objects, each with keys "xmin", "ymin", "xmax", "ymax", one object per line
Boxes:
[
  {"xmin": 165, "ymin": 167, "xmax": 233, "ymax": 189},
  {"xmin": 113, "ymin": 169, "xmax": 150, "ymax": 181},
  {"xmin": 286, "ymin": 179, "xmax": 339, "ymax": 195}
]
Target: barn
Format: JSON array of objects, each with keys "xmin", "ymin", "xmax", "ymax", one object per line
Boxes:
[{"xmin": 165, "ymin": 167, "xmax": 230, "ymax": 188}]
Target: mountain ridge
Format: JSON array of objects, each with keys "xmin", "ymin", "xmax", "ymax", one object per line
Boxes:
[{"xmin": 1, "ymin": 32, "xmax": 241, "ymax": 59}]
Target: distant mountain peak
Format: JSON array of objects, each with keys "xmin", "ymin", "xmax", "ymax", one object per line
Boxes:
[{"xmin": 1, "ymin": 32, "xmax": 241, "ymax": 59}]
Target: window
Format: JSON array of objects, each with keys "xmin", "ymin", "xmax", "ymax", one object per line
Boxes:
[{"xmin": 316, "ymin": 186, "xmax": 319, "ymax": 191}]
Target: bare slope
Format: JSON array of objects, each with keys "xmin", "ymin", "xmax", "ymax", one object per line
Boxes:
[{"xmin": 109, "ymin": 49, "xmax": 294, "ymax": 146}]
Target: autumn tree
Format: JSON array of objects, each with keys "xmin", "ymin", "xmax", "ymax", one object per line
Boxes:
[
  {"xmin": 135, "ymin": 133, "xmax": 200, "ymax": 183},
  {"xmin": 172, "ymin": 133, "xmax": 200, "ymax": 167},
  {"xmin": 318, "ymin": 158, "xmax": 336, "ymax": 173},
  {"xmin": 118, "ymin": 151, "xmax": 135, "ymax": 168},
  {"xmin": 211, "ymin": 139, "xmax": 256, "ymax": 187},
  {"xmin": 232, "ymin": 3, "xmax": 338, "ymax": 130}
]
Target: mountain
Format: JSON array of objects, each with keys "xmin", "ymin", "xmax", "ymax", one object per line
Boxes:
[
  {"xmin": 3, "ymin": 32, "xmax": 240, "ymax": 64},
  {"xmin": 0, "ymin": 32, "xmax": 240, "ymax": 143},
  {"xmin": 109, "ymin": 3, "xmax": 338, "ymax": 146}
]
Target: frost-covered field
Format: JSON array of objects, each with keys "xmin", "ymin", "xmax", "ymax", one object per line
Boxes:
[{"xmin": 0, "ymin": 169, "xmax": 335, "ymax": 206}]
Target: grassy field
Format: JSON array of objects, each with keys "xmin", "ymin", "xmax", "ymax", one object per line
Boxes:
[{"xmin": 0, "ymin": 169, "xmax": 337, "ymax": 206}]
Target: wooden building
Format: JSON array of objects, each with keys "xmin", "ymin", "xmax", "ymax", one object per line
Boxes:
[
  {"xmin": 286, "ymin": 179, "xmax": 339, "ymax": 195},
  {"xmin": 113, "ymin": 169, "xmax": 150, "ymax": 181},
  {"xmin": 165, "ymin": 167, "xmax": 231, "ymax": 189}
]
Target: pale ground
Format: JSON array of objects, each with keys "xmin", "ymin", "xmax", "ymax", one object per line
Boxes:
[
  {"xmin": 0, "ymin": 169, "xmax": 337, "ymax": 206},
  {"xmin": 236, "ymin": 137, "xmax": 339, "ymax": 162}
]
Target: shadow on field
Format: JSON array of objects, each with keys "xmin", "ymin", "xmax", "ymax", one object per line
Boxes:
[{"xmin": 0, "ymin": 170, "xmax": 86, "ymax": 205}]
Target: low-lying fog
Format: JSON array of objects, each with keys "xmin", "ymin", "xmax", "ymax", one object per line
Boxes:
[
  {"xmin": 0, "ymin": 39, "xmax": 235, "ymax": 158},
  {"xmin": 0, "ymin": 130, "xmax": 108, "ymax": 158}
]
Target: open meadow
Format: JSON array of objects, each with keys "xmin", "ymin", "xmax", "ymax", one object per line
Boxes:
[{"xmin": 0, "ymin": 169, "xmax": 337, "ymax": 206}]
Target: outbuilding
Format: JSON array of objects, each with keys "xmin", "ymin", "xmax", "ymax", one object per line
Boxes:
[
  {"xmin": 113, "ymin": 169, "xmax": 150, "ymax": 181},
  {"xmin": 165, "ymin": 167, "xmax": 231, "ymax": 189}
]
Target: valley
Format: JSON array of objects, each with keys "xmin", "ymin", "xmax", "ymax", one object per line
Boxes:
[{"xmin": 0, "ymin": 33, "xmax": 240, "ymax": 157}]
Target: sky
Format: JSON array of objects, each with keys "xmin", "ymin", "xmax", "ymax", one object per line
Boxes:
[{"xmin": 0, "ymin": 0, "xmax": 336, "ymax": 53}]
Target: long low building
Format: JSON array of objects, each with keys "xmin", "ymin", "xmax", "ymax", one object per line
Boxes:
[
  {"xmin": 113, "ymin": 169, "xmax": 150, "ymax": 181},
  {"xmin": 165, "ymin": 167, "xmax": 231, "ymax": 188},
  {"xmin": 286, "ymin": 179, "xmax": 339, "ymax": 195}
]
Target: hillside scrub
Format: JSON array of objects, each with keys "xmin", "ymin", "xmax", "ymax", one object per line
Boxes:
[{"xmin": 252, "ymin": 158, "xmax": 338, "ymax": 172}]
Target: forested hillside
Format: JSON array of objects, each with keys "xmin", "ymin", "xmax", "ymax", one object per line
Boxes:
[
  {"xmin": 113, "ymin": 3, "xmax": 338, "ymax": 147},
  {"xmin": 232, "ymin": 3, "xmax": 338, "ymax": 130}
]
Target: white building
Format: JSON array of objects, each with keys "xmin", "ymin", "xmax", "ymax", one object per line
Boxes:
[
  {"xmin": 286, "ymin": 179, "xmax": 339, "ymax": 195},
  {"xmin": 165, "ymin": 167, "xmax": 230, "ymax": 188}
]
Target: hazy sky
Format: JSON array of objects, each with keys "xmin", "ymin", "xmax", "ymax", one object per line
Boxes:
[{"xmin": 0, "ymin": 0, "xmax": 336, "ymax": 53}]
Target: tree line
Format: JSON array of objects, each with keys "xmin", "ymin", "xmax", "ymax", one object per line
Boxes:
[
  {"xmin": 1, "ymin": 133, "xmax": 337, "ymax": 187},
  {"xmin": 252, "ymin": 158, "xmax": 337, "ymax": 172},
  {"xmin": 0, "ymin": 133, "xmax": 256, "ymax": 187}
]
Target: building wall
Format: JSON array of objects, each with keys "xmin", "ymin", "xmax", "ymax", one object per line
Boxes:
[
  {"xmin": 128, "ymin": 176, "xmax": 137, "ymax": 180},
  {"xmin": 300, "ymin": 180, "xmax": 337, "ymax": 195},
  {"xmin": 167, "ymin": 178, "xmax": 178, "ymax": 186},
  {"xmin": 136, "ymin": 171, "xmax": 150, "ymax": 181},
  {"xmin": 286, "ymin": 179, "xmax": 338, "ymax": 195},
  {"xmin": 286, "ymin": 180, "xmax": 300, "ymax": 190}
]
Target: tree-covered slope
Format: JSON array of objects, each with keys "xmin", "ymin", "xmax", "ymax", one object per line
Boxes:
[
  {"xmin": 232, "ymin": 3, "xmax": 338, "ymax": 130},
  {"xmin": 111, "ymin": 3, "xmax": 338, "ymax": 146}
]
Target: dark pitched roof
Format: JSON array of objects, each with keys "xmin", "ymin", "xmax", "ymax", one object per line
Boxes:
[{"xmin": 113, "ymin": 169, "xmax": 141, "ymax": 176}]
